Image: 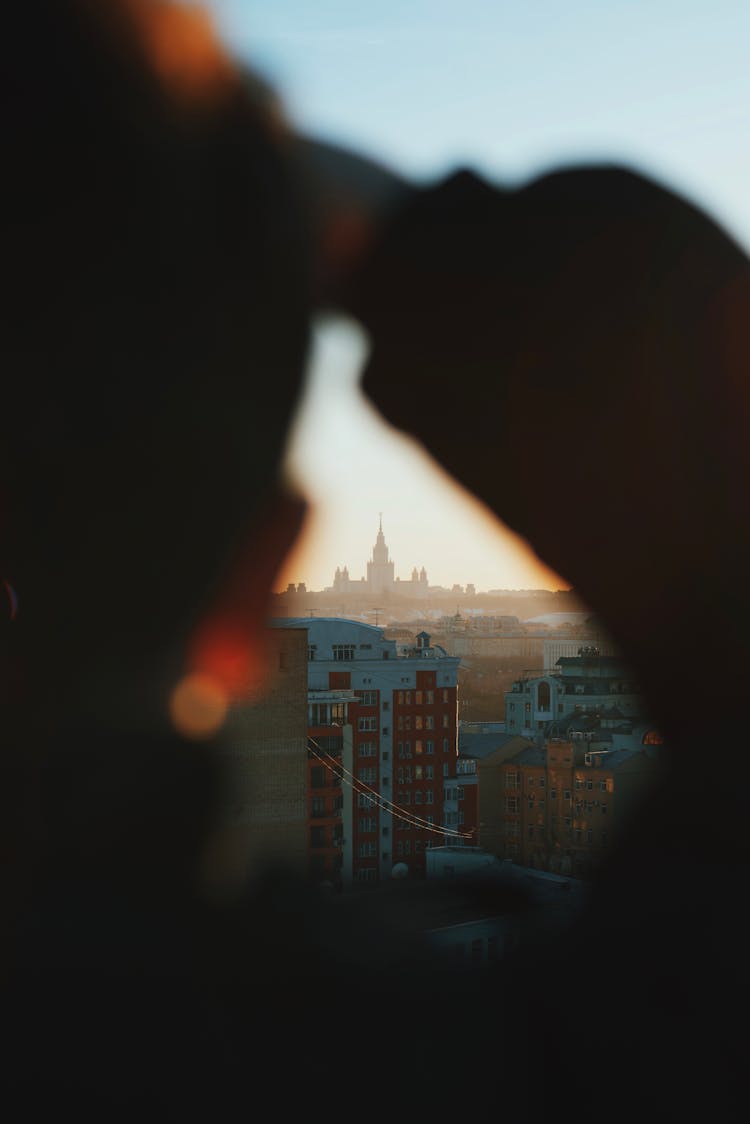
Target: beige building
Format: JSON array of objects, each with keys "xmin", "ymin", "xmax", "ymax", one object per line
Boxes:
[{"xmin": 201, "ymin": 627, "xmax": 308, "ymax": 895}]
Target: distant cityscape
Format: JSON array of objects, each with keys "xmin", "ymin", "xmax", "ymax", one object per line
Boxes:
[
  {"xmin": 274, "ymin": 517, "xmax": 582, "ymax": 626},
  {"xmin": 197, "ymin": 519, "xmax": 667, "ymax": 968}
]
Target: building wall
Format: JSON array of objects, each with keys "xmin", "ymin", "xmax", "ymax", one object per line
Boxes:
[
  {"xmin": 475, "ymin": 736, "xmax": 535, "ymax": 860},
  {"xmin": 487, "ymin": 739, "xmax": 666, "ymax": 877},
  {"xmin": 273, "ymin": 618, "xmax": 465, "ymax": 885},
  {"xmin": 204, "ymin": 628, "xmax": 308, "ymax": 894}
]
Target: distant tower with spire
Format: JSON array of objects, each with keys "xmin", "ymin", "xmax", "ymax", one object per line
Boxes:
[
  {"xmin": 366, "ymin": 513, "xmax": 396, "ymax": 594},
  {"xmin": 329, "ymin": 515, "xmax": 429, "ymax": 597}
]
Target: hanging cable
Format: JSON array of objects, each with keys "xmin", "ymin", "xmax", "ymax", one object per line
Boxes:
[{"xmin": 307, "ymin": 736, "xmax": 474, "ymax": 840}]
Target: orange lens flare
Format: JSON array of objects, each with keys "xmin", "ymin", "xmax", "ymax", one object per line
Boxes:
[
  {"xmin": 123, "ymin": 0, "xmax": 237, "ymax": 102},
  {"xmin": 169, "ymin": 670, "xmax": 228, "ymax": 739}
]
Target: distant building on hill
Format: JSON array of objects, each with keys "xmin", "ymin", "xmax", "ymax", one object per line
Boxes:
[{"xmin": 329, "ymin": 516, "xmax": 431, "ymax": 598}]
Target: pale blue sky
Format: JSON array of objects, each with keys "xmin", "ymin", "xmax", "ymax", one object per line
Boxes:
[{"xmin": 205, "ymin": 0, "xmax": 750, "ymax": 593}]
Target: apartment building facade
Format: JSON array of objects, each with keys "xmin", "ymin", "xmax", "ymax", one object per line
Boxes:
[
  {"xmin": 272, "ymin": 618, "xmax": 469, "ymax": 886},
  {"xmin": 483, "ymin": 737, "xmax": 665, "ymax": 877}
]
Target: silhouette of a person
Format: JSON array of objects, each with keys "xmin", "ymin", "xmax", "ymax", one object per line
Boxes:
[{"xmin": 1, "ymin": 2, "xmax": 745, "ymax": 1121}]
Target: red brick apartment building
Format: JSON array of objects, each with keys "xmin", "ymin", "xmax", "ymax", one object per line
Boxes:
[
  {"xmin": 479, "ymin": 736, "xmax": 666, "ymax": 877},
  {"xmin": 272, "ymin": 618, "xmax": 474, "ymax": 887}
]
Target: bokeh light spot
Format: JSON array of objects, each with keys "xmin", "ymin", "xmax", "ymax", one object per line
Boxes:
[{"xmin": 169, "ymin": 671, "xmax": 228, "ymax": 739}]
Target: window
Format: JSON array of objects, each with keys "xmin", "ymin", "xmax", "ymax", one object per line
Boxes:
[
  {"xmin": 425, "ymin": 791, "xmax": 434, "ymax": 804},
  {"xmin": 504, "ymin": 797, "xmax": 519, "ymax": 813},
  {"xmin": 310, "ymin": 767, "xmax": 327, "ymax": 789},
  {"xmin": 550, "ymin": 790, "xmax": 557, "ymax": 800},
  {"xmin": 381, "ymin": 751, "xmax": 389, "ymax": 761},
  {"xmin": 564, "ymin": 789, "xmax": 571, "ymax": 801},
  {"xmin": 601, "ymin": 830, "xmax": 608, "ymax": 844},
  {"xmin": 358, "ymin": 742, "xmax": 376, "ymax": 757},
  {"xmin": 333, "ymin": 644, "xmax": 355, "ymax": 661},
  {"xmin": 442, "ymin": 714, "xmax": 450, "ymax": 728},
  {"xmin": 357, "ymin": 842, "xmax": 377, "ymax": 858},
  {"xmin": 356, "ymin": 691, "xmax": 377, "ymax": 706},
  {"xmin": 358, "ymin": 717, "xmax": 377, "ymax": 732},
  {"xmin": 600, "ymin": 780, "xmax": 609, "ymax": 792},
  {"xmin": 359, "ymin": 817, "xmax": 377, "ymax": 833},
  {"xmin": 575, "ymin": 778, "xmax": 583, "ymax": 789},
  {"xmin": 426, "ymin": 741, "xmax": 434, "ymax": 754},
  {"xmin": 415, "ymin": 691, "xmax": 423, "ymax": 705},
  {"xmin": 586, "ymin": 779, "xmax": 593, "ymax": 790},
  {"xmin": 415, "ymin": 791, "xmax": 423, "ymax": 804},
  {"xmin": 405, "ymin": 691, "xmax": 412, "ymax": 704},
  {"xmin": 426, "ymin": 691, "xmax": 434, "ymax": 704},
  {"xmin": 382, "ymin": 727, "xmax": 389, "ymax": 736},
  {"xmin": 443, "ymin": 763, "xmax": 450, "ymax": 777},
  {"xmin": 505, "ymin": 772, "xmax": 520, "ymax": 790},
  {"xmin": 356, "ymin": 868, "xmax": 376, "ymax": 883},
  {"xmin": 442, "ymin": 738, "xmax": 450, "ymax": 753},
  {"xmin": 308, "ymin": 645, "xmax": 316, "ymax": 661},
  {"xmin": 357, "ymin": 792, "xmax": 375, "ymax": 808},
  {"xmin": 442, "ymin": 690, "xmax": 449, "ymax": 703},
  {"xmin": 404, "ymin": 841, "xmax": 411, "ymax": 856},
  {"xmin": 415, "ymin": 840, "xmax": 424, "ymax": 853},
  {"xmin": 415, "ymin": 715, "xmax": 423, "ymax": 730},
  {"xmin": 398, "ymin": 742, "xmax": 404, "ymax": 758},
  {"xmin": 425, "ymin": 766, "xmax": 434, "ymax": 780},
  {"xmin": 528, "ymin": 777, "xmax": 535, "ymax": 787},
  {"xmin": 601, "ymin": 803, "xmax": 608, "ymax": 815},
  {"xmin": 425, "ymin": 716, "xmax": 434, "ymax": 730},
  {"xmin": 357, "ymin": 767, "xmax": 376, "ymax": 783},
  {"xmin": 415, "ymin": 740, "xmax": 423, "ymax": 755},
  {"xmin": 415, "ymin": 765, "xmax": 424, "ymax": 780},
  {"xmin": 539, "ymin": 778, "xmax": 546, "ymax": 788},
  {"xmin": 382, "ymin": 701, "xmax": 390, "ymax": 711},
  {"xmin": 537, "ymin": 682, "xmax": 551, "ymax": 710},
  {"xmin": 311, "ymin": 796, "xmax": 325, "ymax": 817},
  {"xmin": 504, "ymin": 821, "xmax": 520, "ymax": 837},
  {"xmin": 457, "ymin": 786, "xmax": 464, "ymax": 800},
  {"xmin": 382, "ymin": 826, "xmax": 389, "ymax": 837}
]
